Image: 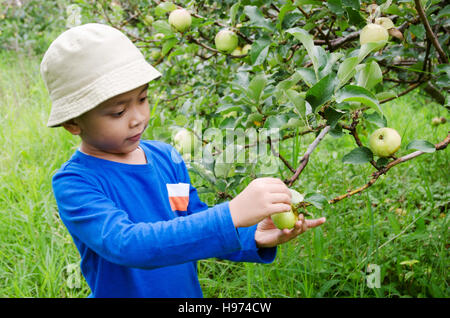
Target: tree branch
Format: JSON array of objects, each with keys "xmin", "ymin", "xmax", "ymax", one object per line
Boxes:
[
  {"xmin": 414, "ymin": 0, "xmax": 449, "ymax": 64},
  {"xmin": 296, "ymin": 133, "xmax": 450, "ymax": 208},
  {"xmin": 341, "ymin": 110, "xmax": 379, "ymax": 170},
  {"xmin": 286, "ymin": 125, "xmax": 331, "ymax": 187}
]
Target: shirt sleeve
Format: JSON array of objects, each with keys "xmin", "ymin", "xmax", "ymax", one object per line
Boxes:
[
  {"xmin": 52, "ymin": 168, "xmax": 243, "ymax": 270},
  {"xmin": 173, "ymin": 148, "xmax": 277, "ymax": 264}
]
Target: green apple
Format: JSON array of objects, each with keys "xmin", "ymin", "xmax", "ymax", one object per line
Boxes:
[
  {"xmin": 168, "ymin": 8, "xmax": 192, "ymax": 33},
  {"xmin": 215, "ymin": 29, "xmax": 238, "ymax": 54},
  {"xmin": 143, "ymin": 14, "xmax": 154, "ymax": 26},
  {"xmin": 173, "ymin": 128, "xmax": 196, "ymax": 154},
  {"xmin": 431, "ymin": 117, "xmax": 441, "ymax": 126},
  {"xmin": 241, "ymin": 44, "xmax": 252, "ymax": 55},
  {"xmin": 153, "ymin": 33, "xmax": 165, "ymax": 41},
  {"xmin": 375, "ymin": 17, "xmax": 395, "ymax": 30},
  {"xmin": 369, "ymin": 127, "xmax": 401, "ymax": 157},
  {"xmin": 271, "ymin": 189, "xmax": 304, "ymax": 230},
  {"xmin": 150, "ymin": 49, "xmax": 161, "ymax": 60},
  {"xmin": 360, "ymin": 23, "xmax": 389, "ymax": 45},
  {"xmin": 231, "ymin": 47, "xmax": 242, "ymax": 56},
  {"xmin": 271, "ymin": 209, "xmax": 298, "ymax": 230}
]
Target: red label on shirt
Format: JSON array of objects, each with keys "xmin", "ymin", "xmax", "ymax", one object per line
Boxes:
[{"xmin": 166, "ymin": 183, "xmax": 190, "ymax": 211}]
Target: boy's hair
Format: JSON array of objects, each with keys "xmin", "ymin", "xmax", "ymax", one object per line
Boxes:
[{"xmin": 40, "ymin": 23, "xmax": 161, "ymax": 128}]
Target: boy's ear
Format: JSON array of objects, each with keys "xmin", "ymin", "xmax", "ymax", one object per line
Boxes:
[{"xmin": 62, "ymin": 119, "xmax": 81, "ymax": 135}]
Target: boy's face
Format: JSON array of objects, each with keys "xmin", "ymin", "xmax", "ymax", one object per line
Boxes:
[{"xmin": 63, "ymin": 83, "xmax": 150, "ymax": 159}]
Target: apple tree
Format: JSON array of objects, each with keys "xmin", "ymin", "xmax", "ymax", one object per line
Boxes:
[{"xmin": 72, "ymin": 0, "xmax": 449, "ymax": 212}]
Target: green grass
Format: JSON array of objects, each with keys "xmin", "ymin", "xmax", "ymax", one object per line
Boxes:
[{"xmin": 0, "ymin": 51, "xmax": 448, "ymax": 298}]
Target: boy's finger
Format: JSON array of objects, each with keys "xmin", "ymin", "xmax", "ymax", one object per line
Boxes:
[
  {"xmin": 268, "ymin": 183, "xmax": 292, "ymax": 196},
  {"xmin": 305, "ymin": 217, "xmax": 326, "ymax": 228},
  {"xmin": 259, "ymin": 177, "xmax": 285, "ymax": 184},
  {"xmin": 271, "ymin": 203, "xmax": 293, "ymax": 214},
  {"xmin": 269, "ymin": 193, "xmax": 292, "ymax": 204}
]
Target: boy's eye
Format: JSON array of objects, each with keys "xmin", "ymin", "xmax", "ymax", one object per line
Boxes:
[
  {"xmin": 112, "ymin": 110, "xmax": 125, "ymax": 117},
  {"xmin": 140, "ymin": 96, "xmax": 148, "ymax": 103}
]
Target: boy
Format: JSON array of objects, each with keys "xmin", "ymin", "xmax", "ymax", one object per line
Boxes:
[{"xmin": 41, "ymin": 23, "xmax": 326, "ymax": 297}]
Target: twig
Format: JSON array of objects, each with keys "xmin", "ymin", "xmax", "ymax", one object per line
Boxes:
[
  {"xmin": 268, "ymin": 136, "xmax": 296, "ymax": 173},
  {"xmin": 380, "ymin": 81, "xmax": 424, "ymax": 104},
  {"xmin": 341, "ymin": 110, "xmax": 379, "ymax": 169},
  {"xmin": 187, "ymin": 35, "xmax": 221, "ymax": 54},
  {"xmin": 414, "ymin": 0, "xmax": 448, "ymax": 64},
  {"xmin": 286, "ymin": 125, "xmax": 331, "ymax": 187},
  {"xmin": 296, "ymin": 133, "xmax": 450, "ymax": 208},
  {"xmin": 161, "ymin": 90, "xmax": 194, "ymax": 103}
]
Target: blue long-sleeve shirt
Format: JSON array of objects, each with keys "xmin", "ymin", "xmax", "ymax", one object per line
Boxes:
[{"xmin": 52, "ymin": 139, "xmax": 276, "ymax": 297}]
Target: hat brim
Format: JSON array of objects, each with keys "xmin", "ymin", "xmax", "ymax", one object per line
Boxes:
[{"xmin": 47, "ymin": 58, "xmax": 161, "ymax": 127}]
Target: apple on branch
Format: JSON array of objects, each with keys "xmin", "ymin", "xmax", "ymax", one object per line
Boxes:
[
  {"xmin": 231, "ymin": 47, "xmax": 242, "ymax": 57},
  {"xmin": 215, "ymin": 29, "xmax": 238, "ymax": 54},
  {"xmin": 369, "ymin": 127, "xmax": 402, "ymax": 158},
  {"xmin": 173, "ymin": 128, "xmax": 197, "ymax": 155},
  {"xmin": 271, "ymin": 189, "xmax": 304, "ymax": 230},
  {"xmin": 360, "ymin": 23, "xmax": 389, "ymax": 45},
  {"xmin": 432, "ymin": 117, "xmax": 442, "ymax": 126},
  {"xmin": 168, "ymin": 8, "xmax": 192, "ymax": 33},
  {"xmin": 375, "ymin": 17, "xmax": 403, "ymax": 41},
  {"xmin": 241, "ymin": 44, "xmax": 251, "ymax": 55}
]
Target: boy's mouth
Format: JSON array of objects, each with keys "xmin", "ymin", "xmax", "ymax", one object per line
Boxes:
[{"xmin": 127, "ymin": 132, "xmax": 142, "ymax": 142}]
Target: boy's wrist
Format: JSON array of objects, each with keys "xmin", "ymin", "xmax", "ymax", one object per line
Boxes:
[{"xmin": 228, "ymin": 199, "xmax": 241, "ymax": 228}]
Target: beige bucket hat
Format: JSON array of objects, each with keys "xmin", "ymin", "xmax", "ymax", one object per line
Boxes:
[{"xmin": 40, "ymin": 23, "xmax": 162, "ymax": 127}]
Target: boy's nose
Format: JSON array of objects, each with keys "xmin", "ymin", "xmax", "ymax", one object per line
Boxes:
[{"xmin": 129, "ymin": 107, "xmax": 147, "ymax": 128}]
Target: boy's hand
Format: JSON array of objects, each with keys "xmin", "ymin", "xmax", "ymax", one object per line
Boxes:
[
  {"xmin": 254, "ymin": 214, "xmax": 326, "ymax": 248},
  {"xmin": 229, "ymin": 178, "xmax": 292, "ymax": 228}
]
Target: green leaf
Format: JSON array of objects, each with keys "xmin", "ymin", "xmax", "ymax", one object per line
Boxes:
[
  {"xmin": 376, "ymin": 90, "xmax": 397, "ymax": 101},
  {"xmin": 335, "ymin": 85, "xmax": 382, "ymax": 113},
  {"xmin": 342, "ymin": 146, "xmax": 373, "ymax": 164},
  {"xmin": 245, "ymin": 113, "xmax": 264, "ymax": 128},
  {"xmin": 264, "ymin": 114, "xmax": 290, "ymax": 129},
  {"xmin": 337, "ymin": 56, "xmax": 359, "ymax": 88},
  {"xmin": 229, "ymin": 2, "xmax": 241, "ymax": 25},
  {"xmin": 282, "ymin": 117, "xmax": 304, "ymax": 129},
  {"xmin": 244, "ymin": 6, "xmax": 275, "ymax": 31},
  {"xmin": 216, "ymin": 104, "xmax": 249, "ymax": 114},
  {"xmin": 342, "ymin": 0, "xmax": 360, "ymax": 10},
  {"xmin": 324, "ymin": 107, "xmax": 346, "ymax": 128},
  {"xmin": 285, "ymin": 89, "xmax": 306, "ymax": 115},
  {"xmin": 276, "ymin": 0, "xmax": 296, "ymax": 31},
  {"xmin": 345, "ymin": 7, "xmax": 365, "ymax": 26},
  {"xmin": 327, "ymin": 0, "xmax": 344, "ymax": 15},
  {"xmin": 286, "ymin": 27, "xmax": 319, "ymax": 78},
  {"xmin": 437, "ymin": 5, "xmax": 450, "ymax": 19},
  {"xmin": 305, "ymin": 74, "xmax": 338, "ymax": 112},
  {"xmin": 152, "ymin": 20, "xmax": 174, "ymax": 36},
  {"xmin": 406, "ymin": 140, "xmax": 436, "ymax": 153},
  {"xmin": 376, "ymin": 157, "xmax": 389, "ymax": 167},
  {"xmin": 357, "ymin": 41, "xmax": 387, "ymax": 62},
  {"xmin": 247, "ymin": 73, "xmax": 267, "ymax": 104},
  {"xmin": 250, "ymin": 36, "xmax": 271, "ymax": 66},
  {"xmin": 319, "ymin": 51, "xmax": 344, "ymax": 78},
  {"xmin": 189, "ymin": 161, "xmax": 217, "ymax": 185},
  {"xmin": 304, "ymin": 193, "xmax": 328, "ymax": 209},
  {"xmin": 275, "ymin": 71, "xmax": 303, "ymax": 92},
  {"xmin": 356, "ymin": 61, "xmax": 383, "ymax": 90},
  {"xmin": 155, "ymin": 2, "xmax": 177, "ymax": 16},
  {"xmin": 296, "ymin": 68, "xmax": 317, "ymax": 87},
  {"xmin": 162, "ymin": 38, "xmax": 178, "ymax": 55},
  {"xmin": 363, "ymin": 111, "xmax": 387, "ymax": 128}
]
